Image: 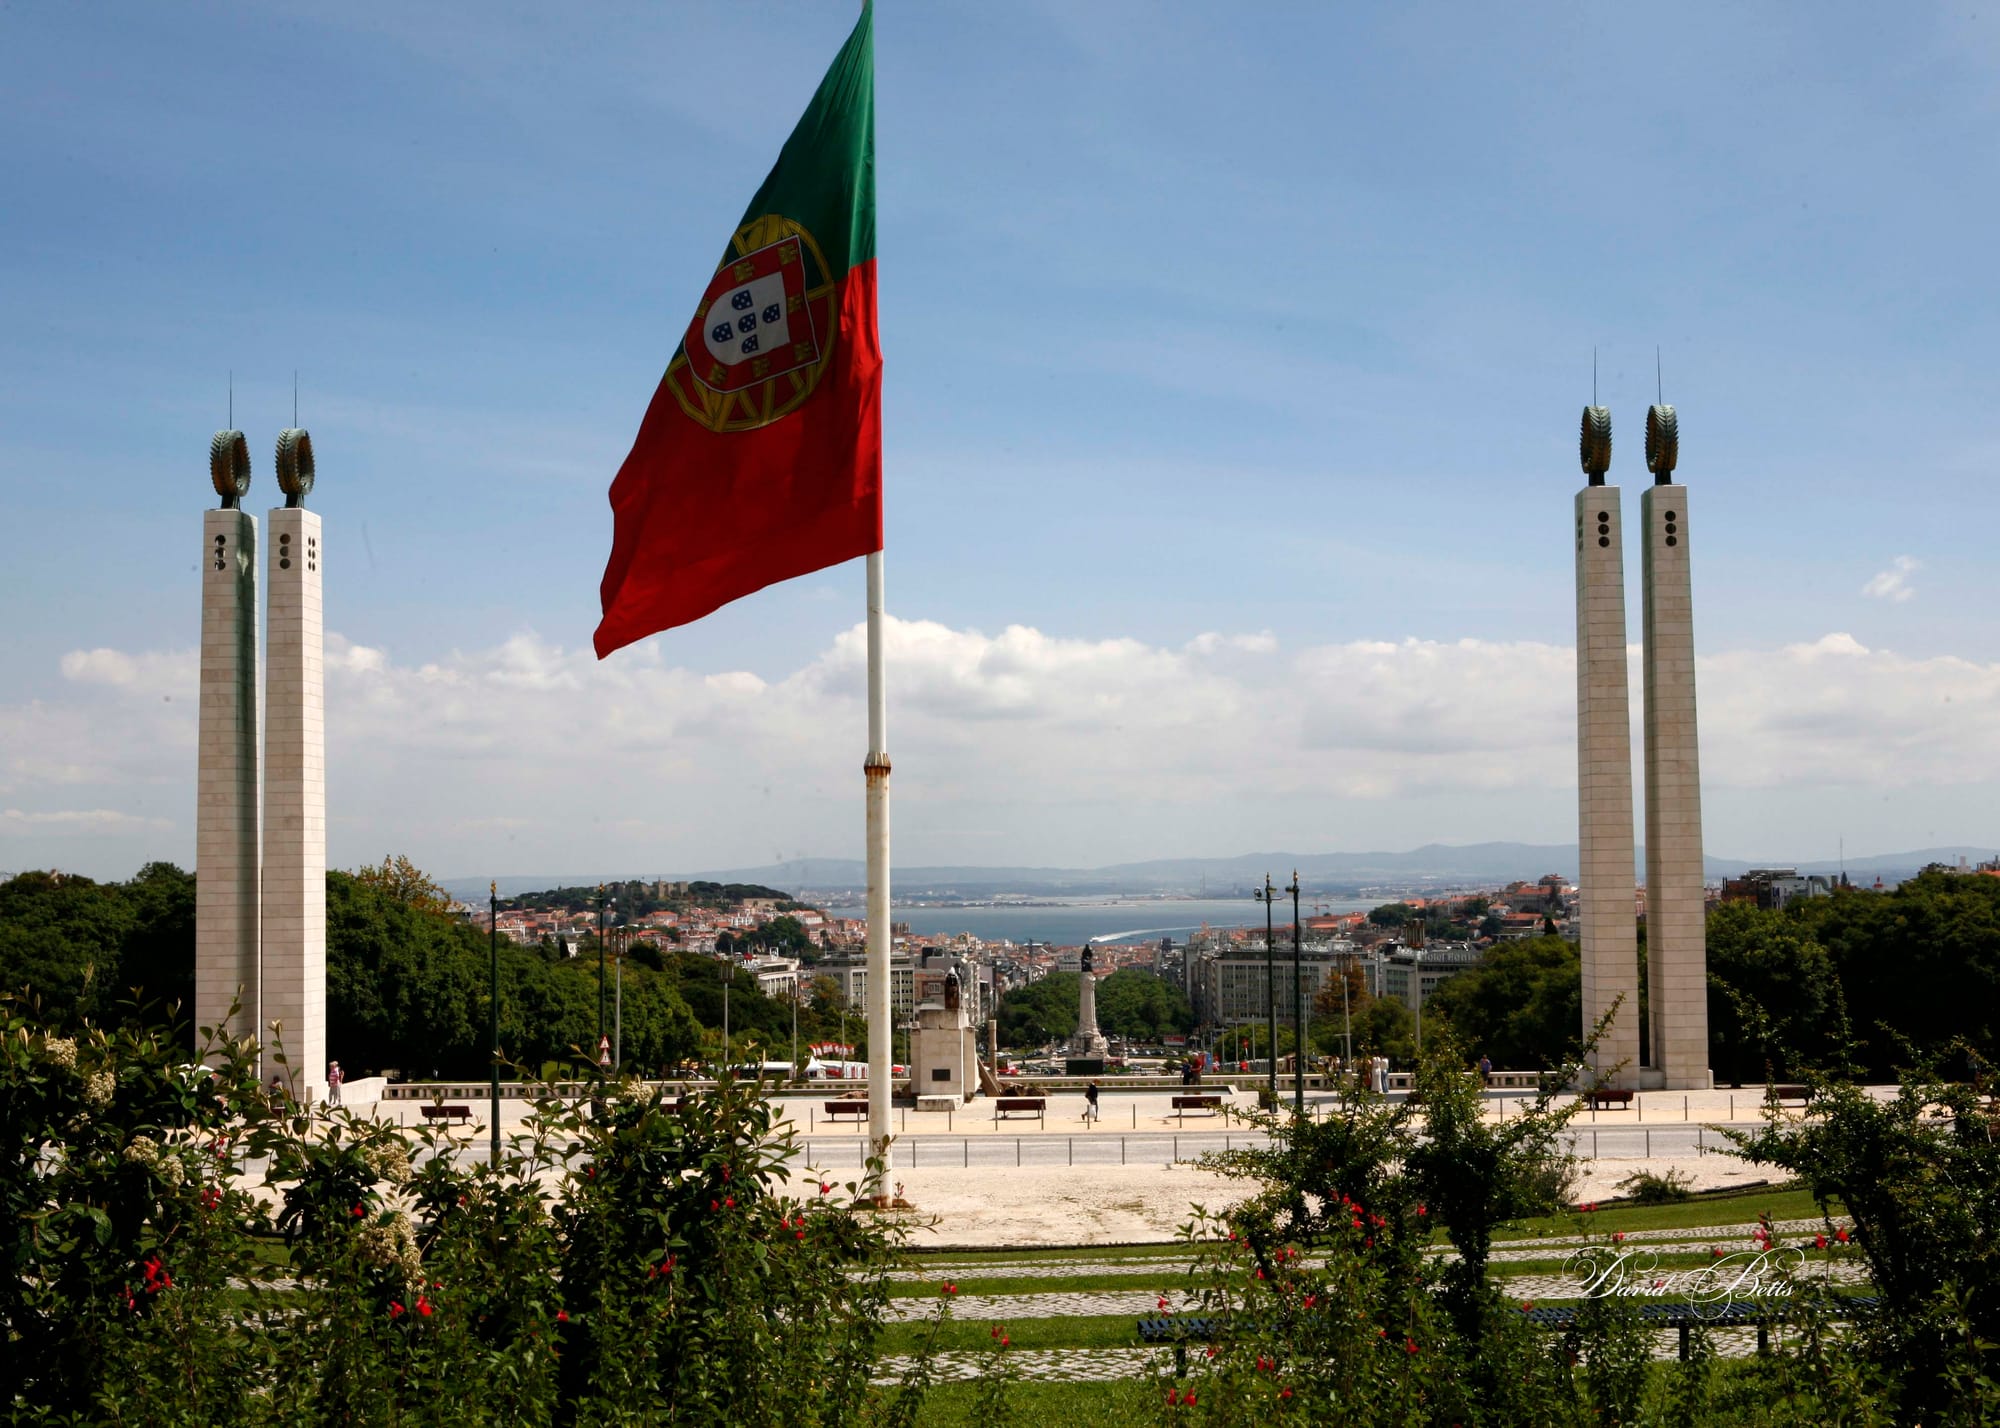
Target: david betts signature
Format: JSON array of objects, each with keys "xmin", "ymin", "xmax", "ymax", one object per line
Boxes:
[{"xmin": 1564, "ymin": 1246, "xmax": 1808, "ymax": 1305}]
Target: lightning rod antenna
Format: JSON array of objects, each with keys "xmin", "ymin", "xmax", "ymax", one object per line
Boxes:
[
  {"xmin": 1656, "ymin": 347, "xmax": 1663, "ymax": 404},
  {"xmin": 1593, "ymin": 347, "xmax": 1598, "ymax": 406},
  {"xmin": 228, "ymin": 371, "xmax": 233, "ymax": 429},
  {"xmin": 293, "ymin": 370, "xmax": 299, "ymax": 426}
]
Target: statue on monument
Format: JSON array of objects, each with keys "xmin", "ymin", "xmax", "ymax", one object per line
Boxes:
[{"xmin": 1068, "ymin": 943, "xmax": 1109, "ymax": 1058}]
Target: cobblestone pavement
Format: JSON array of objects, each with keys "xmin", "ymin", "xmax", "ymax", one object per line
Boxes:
[
  {"xmin": 883, "ymin": 1218, "xmax": 1854, "ymax": 1282},
  {"xmin": 875, "ymin": 1348, "xmax": 1165, "ymax": 1384},
  {"xmin": 887, "ymin": 1289, "xmax": 1168, "ymax": 1322},
  {"xmin": 874, "ymin": 1327, "xmax": 1820, "ymax": 1383}
]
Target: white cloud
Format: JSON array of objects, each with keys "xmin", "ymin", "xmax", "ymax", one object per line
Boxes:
[
  {"xmin": 6, "ymin": 618, "xmax": 2000, "ymax": 877},
  {"xmin": 1861, "ymin": 555, "xmax": 1920, "ymax": 603},
  {"xmin": 0, "ymin": 808, "xmax": 173, "ymax": 834}
]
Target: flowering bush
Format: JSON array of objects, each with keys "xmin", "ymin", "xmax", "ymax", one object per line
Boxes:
[{"xmin": 0, "ymin": 998, "xmax": 936, "ymax": 1425}]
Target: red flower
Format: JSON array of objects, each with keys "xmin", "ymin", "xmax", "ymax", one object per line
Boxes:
[
  {"xmin": 1815, "ymin": 1234, "xmax": 1828, "ymax": 1249},
  {"xmin": 556, "ymin": 1309, "xmax": 569, "ymax": 1323},
  {"xmin": 352, "ymin": 1205, "xmax": 364, "ymax": 1218},
  {"xmin": 722, "ymin": 1165, "xmax": 731, "ymax": 1181},
  {"xmin": 1280, "ymin": 1387, "xmax": 1293, "ymax": 1400},
  {"xmin": 416, "ymin": 1297, "xmax": 432, "ymax": 1318},
  {"xmin": 710, "ymin": 1199, "xmax": 719, "ymax": 1211},
  {"xmin": 1711, "ymin": 1247, "xmax": 1724, "ymax": 1258},
  {"xmin": 1257, "ymin": 1354, "xmax": 1274, "ymax": 1371},
  {"xmin": 819, "ymin": 1183, "xmax": 831, "ymax": 1196},
  {"xmin": 1000, "ymin": 1335, "xmax": 1009, "ymax": 1347},
  {"xmin": 1158, "ymin": 1296, "xmax": 1169, "ymax": 1310},
  {"xmin": 1416, "ymin": 1204, "xmax": 1427, "ymax": 1216},
  {"xmin": 1522, "ymin": 1300, "xmax": 1535, "ymax": 1311},
  {"xmin": 1405, "ymin": 1337, "xmax": 1419, "ymax": 1354},
  {"xmin": 1835, "ymin": 1228, "xmax": 1849, "ymax": 1243},
  {"xmin": 1302, "ymin": 1294, "xmax": 1317, "ymax": 1309},
  {"xmin": 1613, "ymin": 1231, "xmax": 1625, "ymax": 1243},
  {"xmin": 724, "ymin": 1197, "xmax": 735, "ymax": 1208},
  {"xmin": 1184, "ymin": 1390, "xmax": 1197, "ymax": 1406},
  {"xmin": 1254, "ymin": 1267, "xmax": 1265, "ymax": 1280},
  {"xmin": 390, "ymin": 1301, "xmax": 405, "ymax": 1319},
  {"xmin": 1364, "ymin": 1237, "xmax": 1374, "ymax": 1248},
  {"xmin": 941, "ymin": 1282, "xmax": 958, "ymax": 1296}
]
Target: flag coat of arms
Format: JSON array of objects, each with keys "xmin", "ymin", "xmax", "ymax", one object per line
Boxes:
[{"xmin": 595, "ymin": 4, "xmax": 879, "ymax": 657}]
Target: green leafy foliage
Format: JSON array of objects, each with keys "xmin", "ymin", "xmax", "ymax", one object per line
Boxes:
[
  {"xmin": 0, "ymin": 998, "xmax": 949, "ymax": 1425},
  {"xmin": 1423, "ymin": 936, "xmax": 1583, "ymax": 1070},
  {"xmin": 1093, "ymin": 969, "xmax": 1195, "ymax": 1042},
  {"xmin": 996, "ymin": 973, "xmax": 1079, "ymax": 1049}
]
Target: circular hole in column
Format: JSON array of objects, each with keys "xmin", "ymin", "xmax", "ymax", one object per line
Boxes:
[
  {"xmin": 1596, "ymin": 511, "xmax": 1609, "ymax": 522},
  {"xmin": 280, "ymin": 558, "xmax": 291, "ymax": 569},
  {"xmin": 1598, "ymin": 536, "xmax": 1610, "ymax": 547},
  {"xmin": 1666, "ymin": 510, "xmax": 1678, "ymax": 521},
  {"xmin": 1665, "ymin": 536, "xmax": 1678, "ymax": 547}
]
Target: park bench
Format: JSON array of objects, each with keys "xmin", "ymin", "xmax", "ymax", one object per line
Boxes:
[
  {"xmin": 993, "ymin": 1097, "xmax": 1045, "ymax": 1123},
  {"xmin": 823, "ymin": 1100, "xmax": 870, "ymax": 1122},
  {"xmin": 1519, "ymin": 1296, "xmax": 1876, "ymax": 1360},
  {"xmin": 1172, "ymin": 1094, "xmax": 1224, "ymax": 1119},
  {"xmin": 1769, "ymin": 1085, "xmax": 1813, "ymax": 1106},
  {"xmin": 1584, "ymin": 1089, "xmax": 1634, "ymax": 1110},
  {"xmin": 420, "ymin": 1104, "xmax": 473, "ymax": 1124},
  {"xmin": 1144, "ymin": 1298, "xmax": 1880, "ymax": 1368}
]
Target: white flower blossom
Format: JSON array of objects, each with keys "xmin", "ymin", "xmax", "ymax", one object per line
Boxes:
[
  {"xmin": 356, "ymin": 1211, "xmax": 423, "ymax": 1282},
  {"xmin": 43, "ymin": 1037, "xmax": 77, "ymax": 1071},
  {"xmin": 84, "ymin": 1070, "xmax": 115, "ymax": 1109},
  {"xmin": 360, "ymin": 1139, "xmax": 413, "ymax": 1187}
]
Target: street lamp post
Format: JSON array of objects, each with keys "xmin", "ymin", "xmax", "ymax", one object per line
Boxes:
[
  {"xmin": 488, "ymin": 881, "xmax": 500, "ymax": 1168},
  {"xmin": 1412, "ymin": 947, "xmax": 1427, "ymax": 1058},
  {"xmin": 721, "ymin": 956, "xmax": 733, "ymax": 1074},
  {"xmin": 613, "ymin": 926, "xmax": 624, "ymax": 1071},
  {"xmin": 1287, "ymin": 870, "xmax": 1305, "ymax": 1119},
  {"xmin": 1340, "ymin": 947, "xmax": 1353, "ymax": 1067},
  {"xmin": 596, "ymin": 885, "xmax": 609, "ymax": 1050},
  {"xmin": 1253, "ymin": 874, "xmax": 1278, "ymax": 1101}
]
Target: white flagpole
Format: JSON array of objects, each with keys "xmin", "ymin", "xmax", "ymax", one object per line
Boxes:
[{"xmin": 863, "ymin": 549, "xmax": 893, "ymax": 1200}]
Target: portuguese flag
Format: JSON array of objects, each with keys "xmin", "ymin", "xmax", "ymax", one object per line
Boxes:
[{"xmin": 595, "ymin": 4, "xmax": 880, "ymax": 658}]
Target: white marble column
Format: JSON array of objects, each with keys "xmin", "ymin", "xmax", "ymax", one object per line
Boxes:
[
  {"xmin": 196, "ymin": 507, "xmax": 260, "ymax": 1051},
  {"xmin": 262, "ymin": 508, "xmax": 326, "ymax": 1101},
  {"xmin": 1575, "ymin": 483, "xmax": 1641, "ymax": 1088},
  {"xmin": 1640, "ymin": 473, "xmax": 1710, "ymax": 1089}
]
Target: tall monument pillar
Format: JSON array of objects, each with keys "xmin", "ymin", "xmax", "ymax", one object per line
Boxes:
[
  {"xmin": 261, "ymin": 430, "xmax": 326, "ymax": 1101},
  {"xmin": 1070, "ymin": 945, "xmax": 1109, "ymax": 1058},
  {"xmin": 196, "ymin": 432, "xmax": 261, "ymax": 1052},
  {"xmin": 1638, "ymin": 406, "xmax": 1710, "ymax": 1089},
  {"xmin": 1573, "ymin": 408, "xmax": 1641, "ymax": 1088}
]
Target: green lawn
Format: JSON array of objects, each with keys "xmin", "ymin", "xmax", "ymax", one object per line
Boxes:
[
  {"xmin": 889, "ymin": 1270, "xmax": 1193, "ymax": 1299},
  {"xmin": 878, "ymin": 1314, "xmax": 1150, "ymax": 1354},
  {"xmin": 909, "ymin": 1378, "xmax": 1158, "ymax": 1427},
  {"xmin": 1495, "ymin": 1184, "xmax": 1838, "ymax": 1240}
]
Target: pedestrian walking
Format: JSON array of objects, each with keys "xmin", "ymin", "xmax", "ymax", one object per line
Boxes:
[
  {"xmin": 1478, "ymin": 1053, "xmax": 1493, "ymax": 1086},
  {"xmin": 327, "ymin": 1060, "xmax": 344, "ymax": 1108},
  {"xmin": 1084, "ymin": 1080, "xmax": 1100, "ymax": 1125}
]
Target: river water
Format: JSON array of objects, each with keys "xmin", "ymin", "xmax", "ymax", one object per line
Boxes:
[{"xmin": 821, "ymin": 896, "xmax": 1379, "ymax": 946}]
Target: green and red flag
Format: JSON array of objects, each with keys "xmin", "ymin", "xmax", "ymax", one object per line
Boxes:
[{"xmin": 595, "ymin": 4, "xmax": 879, "ymax": 658}]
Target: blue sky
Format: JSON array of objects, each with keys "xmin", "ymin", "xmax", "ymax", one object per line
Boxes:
[{"xmin": 4, "ymin": 2, "xmax": 1998, "ymax": 881}]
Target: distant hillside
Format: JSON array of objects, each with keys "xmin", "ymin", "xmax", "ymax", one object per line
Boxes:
[{"xmin": 440, "ymin": 842, "xmax": 1997, "ymax": 904}]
